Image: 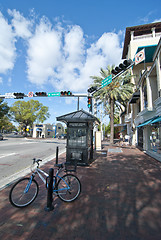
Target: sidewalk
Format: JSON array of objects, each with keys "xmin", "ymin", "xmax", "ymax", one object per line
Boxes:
[{"xmin": 1, "ymin": 142, "xmax": 161, "ymax": 240}]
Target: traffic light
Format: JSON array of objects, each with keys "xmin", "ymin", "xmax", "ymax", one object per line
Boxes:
[
  {"xmin": 87, "ymin": 96, "xmax": 92, "ymax": 112},
  {"xmin": 35, "ymin": 92, "xmax": 47, "ymax": 97},
  {"xmin": 111, "ymin": 59, "xmax": 134, "ymax": 75},
  {"xmin": 60, "ymin": 91, "xmax": 72, "ymax": 96},
  {"xmin": 13, "ymin": 92, "xmax": 25, "ymax": 99},
  {"xmin": 87, "ymin": 86, "xmax": 97, "ymax": 93}
]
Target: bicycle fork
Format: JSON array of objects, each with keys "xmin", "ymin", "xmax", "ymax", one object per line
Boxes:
[{"xmin": 24, "ymin": 176, "xmax": 33, "ymax": 193}]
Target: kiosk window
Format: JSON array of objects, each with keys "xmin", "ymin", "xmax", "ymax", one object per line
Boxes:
[{"xmin": 68, "ymin": 128, "xmax": 86, "ymax": 147}]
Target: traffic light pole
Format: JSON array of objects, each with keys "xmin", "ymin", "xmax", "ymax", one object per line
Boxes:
[{"xmin": 77, "ymin": 97, "xmax": 80, "ymax": 111}]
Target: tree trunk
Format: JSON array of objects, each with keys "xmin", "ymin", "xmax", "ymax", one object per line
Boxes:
[{"xmin": 110, "ymin": 97, "xmax": 114, "ymax": 144}]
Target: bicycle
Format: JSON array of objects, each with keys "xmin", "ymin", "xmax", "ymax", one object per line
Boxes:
[{"xmin": 9, "ymin": 158, "xmax": 81, "ymax": 208}]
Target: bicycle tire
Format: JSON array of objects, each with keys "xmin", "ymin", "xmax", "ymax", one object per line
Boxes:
[
  {"xmin": 9, "ymin": 177, "xmax": 39, "ymax": 208},
  {"xmin": 57, "ymin": 174, "xmax": 81, "ymax": 202}
]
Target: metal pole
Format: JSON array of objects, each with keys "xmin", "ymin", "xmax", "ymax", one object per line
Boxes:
[
  {"xmin": 56, "ymin": 146, "xmax": 59, "ymax": 164},
  {"xmin": 44, "ymin": 168, "xmax": 54, "ymax": 211},
  {"xmin": 77, "ymin": 97, "xmax": 79, "ymax": 111}
]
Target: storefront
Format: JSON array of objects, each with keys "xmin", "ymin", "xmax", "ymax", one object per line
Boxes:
[
  {"xmin": 137, "ymin": 116, "xmax": 161, "ymax": 161},
  {"xmin": 149, "ymin": 117, "xmax": 161, "ymax": 154}
]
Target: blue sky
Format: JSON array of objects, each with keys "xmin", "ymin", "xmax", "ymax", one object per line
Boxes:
[{"xmin": 0, "ymin": 0, "xmax": 161, "ymax": 126}]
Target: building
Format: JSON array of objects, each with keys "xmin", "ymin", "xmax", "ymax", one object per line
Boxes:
[
  {"xmin": 55, "ymin": 123, "xmax": 64, "ymax": 137},
  {"xmin": 32, "ymin": 123, "xmax": 64, "ymax": 138},
  {"xmin": 121, "ymin": 22, "xmax": 161, "ymax": 161}
]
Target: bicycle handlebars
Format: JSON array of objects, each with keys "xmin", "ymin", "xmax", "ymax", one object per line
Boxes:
[{"xmin": 32, "ymin": 158, "xmax": 42, "ymax": 166}]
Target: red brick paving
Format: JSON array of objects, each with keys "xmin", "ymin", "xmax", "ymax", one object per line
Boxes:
[{"xmin": 1, "ymin": 142, "xmax": 161, "ymax": 239}]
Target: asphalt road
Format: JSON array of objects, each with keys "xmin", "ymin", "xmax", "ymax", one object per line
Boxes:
[{"xmin": 0, "ymin": 135, "xmax": 66, "ymax": 189}]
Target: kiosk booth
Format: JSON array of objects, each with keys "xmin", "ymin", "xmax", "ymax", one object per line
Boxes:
[{"xmin": 57, "ymin": 110, "xmax": 100, "ymax": 165}]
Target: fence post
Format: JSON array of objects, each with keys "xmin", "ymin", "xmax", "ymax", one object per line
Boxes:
[{"xmin": 44, "ymin": 168, "xmax": 54, "ymax": 212}]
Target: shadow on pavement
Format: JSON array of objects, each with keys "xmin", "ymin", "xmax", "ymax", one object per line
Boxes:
[{"xmin": 1, "ymin": 145, "xmax": 161, "ymax": 239}]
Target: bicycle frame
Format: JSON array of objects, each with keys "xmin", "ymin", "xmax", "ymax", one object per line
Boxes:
[{"xmin": 31, "ymin": 166, "xmax": 70, "ymax": 194}]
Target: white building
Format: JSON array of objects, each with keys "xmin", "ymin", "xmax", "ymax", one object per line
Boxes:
[
  {"xmin": 32, "ymin": 123, "xmax": 64, "ymax": 138},
  {"xmin": 32, "ymin": 124, "xmax": 54, "ymax": 138},
  {"xmin": 122, "ymin": 22, "xmax": 161, "ymax": 161}
]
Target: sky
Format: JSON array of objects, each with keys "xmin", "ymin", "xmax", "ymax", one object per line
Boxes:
[{"xmin": 0, "ymin": 0, "xmax": 161, "ymax": 126}]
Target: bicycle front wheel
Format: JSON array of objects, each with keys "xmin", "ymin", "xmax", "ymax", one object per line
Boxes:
[
  {"xmin": 9, "ymin": 177, "xmax": 39, "ymax": 208},
  {"xmin": 57, "ymin": 174, "xmax": 81, "ymax": 202}
]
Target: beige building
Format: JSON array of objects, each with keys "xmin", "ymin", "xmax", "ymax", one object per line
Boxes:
[
  {"xmin": 32, "ymin": 123, "xmax": 64, "ymax": 138},
  {"xmin": 121, "ymin": 22, "xmax": 161, "ymax": 161},
  {"xmin": 32, "ymin": 124, "xmax": 54, "ymax": 138}
]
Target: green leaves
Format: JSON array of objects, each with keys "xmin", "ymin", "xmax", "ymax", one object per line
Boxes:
[
  {"xmin": 10, "ymin": 100, "xmax": 50, "ymax": 128},
  {"xmin": 90, "ymin": 65, "xmax": 134, "ymax": 144},
  {"xmin": 0, "ymin": 99, "xmax": 11, "ymax": 131},
  {"xmin": 0, "ymin": 99, "xmax": 10, "ymax": 118}
]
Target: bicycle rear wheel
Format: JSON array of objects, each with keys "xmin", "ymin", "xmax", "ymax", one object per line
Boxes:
[
  {"xmin": 9, "ymin": 177, "xmax": 39, "ymax": 208},
  {"xmin": 57, "ymin": 174, "xmax": 81, "ymax": 202}
]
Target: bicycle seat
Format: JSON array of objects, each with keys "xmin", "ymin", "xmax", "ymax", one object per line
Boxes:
[{"xmin": 55, "ymin": 163, "xmax": 64, "ymax": 168}]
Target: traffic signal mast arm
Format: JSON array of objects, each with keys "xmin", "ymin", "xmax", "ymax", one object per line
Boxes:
[{"xmin": 89, "ymin": 59, "xmax": 134, "ymax": 96}]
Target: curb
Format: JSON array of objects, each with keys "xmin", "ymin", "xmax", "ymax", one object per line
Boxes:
[{"xmin": 0, "ymin": 150, "xmax": 66, "ymax": 191}]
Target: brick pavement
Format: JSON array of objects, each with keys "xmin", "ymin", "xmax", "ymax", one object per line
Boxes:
[{"xmin": 1, "ymin": 142, "xmax": 161, "ymax": 240}]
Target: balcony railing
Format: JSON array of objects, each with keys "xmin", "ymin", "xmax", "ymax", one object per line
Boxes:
[{"xmin": 133, "ymin": 32, "xmax": 161, "ymax": 41}]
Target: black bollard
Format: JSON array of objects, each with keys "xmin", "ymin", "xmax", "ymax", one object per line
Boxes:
[
  {"xmin": 44, "ymin": 168, "xmax": 54, "ymax": 212},
  {"xmin": 56, "ymin": 146, "xmax": 59, "ymax": 164}
]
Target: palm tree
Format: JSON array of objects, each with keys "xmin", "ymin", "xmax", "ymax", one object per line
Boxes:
[{"xmin": 90, "ymin": 65, "xmax": 134, "ymax": 144}]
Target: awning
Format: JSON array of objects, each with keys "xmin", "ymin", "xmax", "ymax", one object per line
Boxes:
[
  {"xmin": 137, "ymin": 116, "xmax": 158, "ymax": 127},
  {"xmin": 36, "ymin": 128, "xmax": 42, "ymax": 131},
  {"xmin": 151, "ymin": 116, "xmax": 161, "ymax": 124},
  {"xmin": 134, "ymin": 45, "xmax": 157, "ymax": 63}
]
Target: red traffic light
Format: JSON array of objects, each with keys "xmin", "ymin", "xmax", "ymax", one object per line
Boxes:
[
  {"xmin": 35, "ymin": 92, "xmax": 47, "ymax": 96},
  {"xmin": 87, "ymin": 97, "xmax": 92, "ymax": 107},
  {"xmin": 60, "ymin": 91, "xmax": 72, "ymax": 96}
]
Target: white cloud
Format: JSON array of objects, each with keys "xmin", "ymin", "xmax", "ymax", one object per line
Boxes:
[
  {"xmin": 49, "ymin": 27, "xmax": 122, "ymax": 92},
  {"xmin": 8, "ymin": 9, "xmax": 32, "ymax": 39},
  {"xmin": 8, "ymin": 77, "xmax": 12, "ymax": 86},
  {"xmin": 0, "ymin": 10, "xmax": 123, "ymax": 93},
  {"xmin": 153, "ymin": 18, "xmax": 161, "ymax": 23},
  {"xmin": 0, "ymin": 12, "xmax": 16, "ymax": 74},
  {"xmin": 0, "ymin": 77, "xmax": 3, "ymax": 84},
  {"xmin": 27, "ymin": 19, "xmax": 62, "ymax": 85},
  {"xmin": 64, "ymin": 31, "xmax": 122, "ymax": 91},
  {"xmin": 64, "ymin": 25, "xmax": 85, "ymax": 62}
]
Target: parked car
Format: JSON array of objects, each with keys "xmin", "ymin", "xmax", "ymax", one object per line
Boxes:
[
  {"xmin": 0, "ymin": 133, "xmax": 3, "ymax": 140},
  {"xmin": 58, "ymin": 134, "xmax": 67, "ymax": 139}
]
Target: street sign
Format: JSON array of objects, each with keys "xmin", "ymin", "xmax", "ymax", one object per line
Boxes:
[
  {"xmin": 5, "ymin": 93, "xmax": 15, "ymax": 98},
  {"xmin": 135, "ymin": 49, "xmax": 145, "ymax": 65},
  {"xmin": 101, "ymin": 75, "xmax": 112, "ymax": 88},
  {"xmin": 48, "ymin": 92, "xmax": 60, "ymax": 97},
  {"xmin": 28, "ymin": 91, "xmax": 33, "ymax": 97}
]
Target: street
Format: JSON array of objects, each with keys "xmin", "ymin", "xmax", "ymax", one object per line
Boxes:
[{"xmin": 0, "ymin": 135, "xmax": 66, "ymax": 189}]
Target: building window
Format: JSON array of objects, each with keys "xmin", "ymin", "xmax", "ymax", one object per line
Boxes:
[
  {"xmin": 149, "ymin": 124, "xmax": 161, "ymax": 153},
  {"xmin": 138, "ymin": 127, "xmax": 143, "ymax": 148},
  {"xmin": 68, "ymin": 128, "xmax": 86, "ymax": 147}
]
